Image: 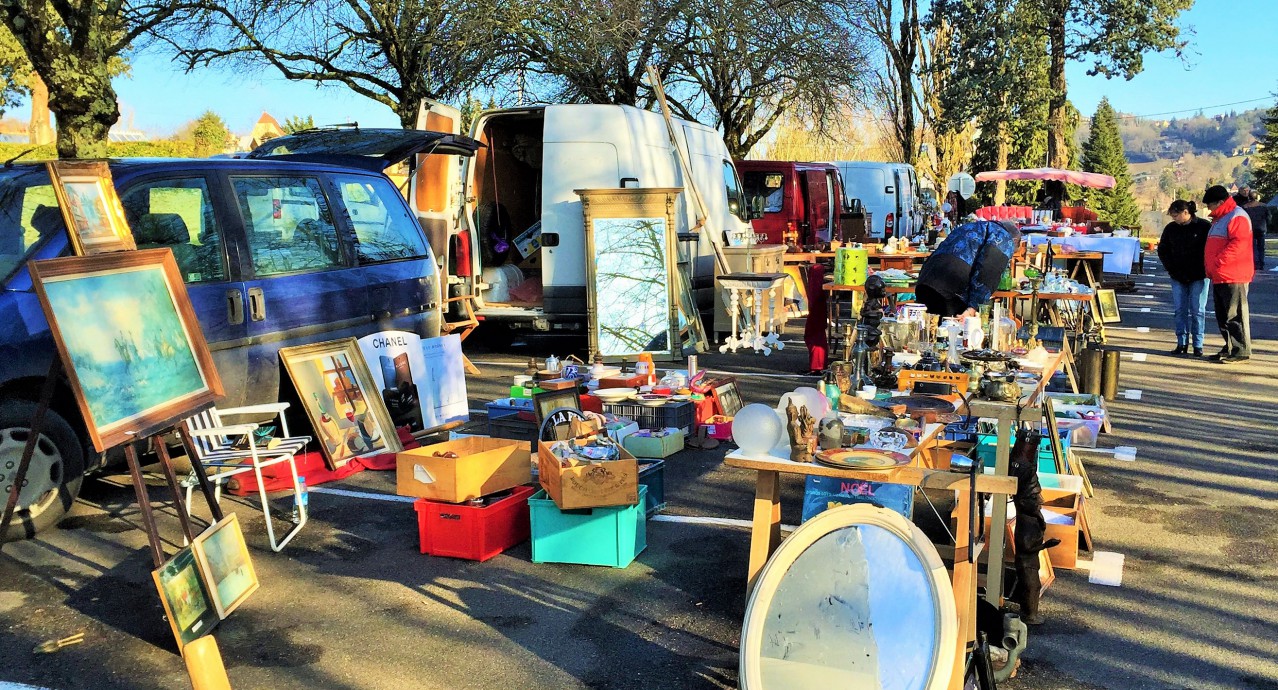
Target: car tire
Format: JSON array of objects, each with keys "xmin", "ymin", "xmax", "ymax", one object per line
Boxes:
[{"xmin": 0, "ymin": 399, "xmax": 86, "ymax": 542}]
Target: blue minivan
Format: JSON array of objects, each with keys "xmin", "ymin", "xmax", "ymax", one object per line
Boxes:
[{"xmin": 0, "ymin": 129, "xmax": 479, "ymax": 538}]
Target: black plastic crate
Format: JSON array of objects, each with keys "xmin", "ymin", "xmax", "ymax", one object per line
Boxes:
[{"xmin": 602, "ymin": 401, "xmax": 694, "ymax": 433}]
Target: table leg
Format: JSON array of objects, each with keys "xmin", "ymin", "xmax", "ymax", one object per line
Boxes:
[
  {"xmin": 951, "ymin": 484, "xmax": 977, "ymax": 690},
  {"xmin": 746, "ymin": 470, "xmax": 782, "ymax": 595}
]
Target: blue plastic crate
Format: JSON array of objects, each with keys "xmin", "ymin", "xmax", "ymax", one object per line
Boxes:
[
  {"xmin": 486, "ymin": 397, "xmax": 534, "ymax": 418},
  {"xmin": 529, "ymin": 487, "xmax": 647, "ymax": 568},
  {"xmin": 637, "ymin": 460, "xmax": 666, "ymax": 516}
]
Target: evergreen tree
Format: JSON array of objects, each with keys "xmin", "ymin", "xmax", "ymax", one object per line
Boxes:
[
  {"xmin": 1252, "ymin": 97, "xmax": 1278, "ymax": 200},
  {"xmin": 1082, "ymin": 98, "xmax": 1140, "ymax": 226},
  {"xmin": 191, "ymin": 111, "xmax": 232, "ymax": 158}
]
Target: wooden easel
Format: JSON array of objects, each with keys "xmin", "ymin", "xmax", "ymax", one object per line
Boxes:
[{"xmin": 0, "ymin": 359, "xmax": 223, "ymax": 568}]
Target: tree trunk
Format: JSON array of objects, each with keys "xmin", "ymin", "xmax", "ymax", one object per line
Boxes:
[
  {"xmin": 28, "ymin": 75, "xmax": 53, "ymax": 146},
  {"xmin": 47, "ymin": 73, "xmax": 119, "ymax": 159},
  {"xmin": 994, "ymin": 119, "xmax": 1009, "ymax": 206},
  {"xmin": 1046, "ymin": 5, "xmax": 1068, "ymax": 169}
]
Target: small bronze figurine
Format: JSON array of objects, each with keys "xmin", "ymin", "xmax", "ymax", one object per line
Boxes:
[{"xmin": 787, "ymin": 400, "xmax": 817, "ymax": 463}]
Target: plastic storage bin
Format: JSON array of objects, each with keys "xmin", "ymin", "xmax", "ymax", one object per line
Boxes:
[
  {"xmin": 601, "ymin": 401, "xmax": 695, "ymax": 433},
  {"xmin": 975, "ymin": 429, "xmax": 1072, "ymax": 474},
  {"xmin": 637, "ymin": 460, "xmax": 666, "ymax": 516},
  {"xmin": 622, "ymin": 429, "xmax": 685, "ymax": 458},
  {"xmin": 414, "ymin": 485, "xmax": 535, "ymax": 561},
  {"xmin": 529, "ymin": 486, "xmax": 648, "ymax": 568}
]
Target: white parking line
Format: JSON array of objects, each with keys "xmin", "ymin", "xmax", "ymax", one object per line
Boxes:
[
  {"xmin": 1140, "ymin": 308, "xmax": 1151, "ymax": 313},
  {"xmin": 309, "ymin": 487, "xmax": 418, "ymax": 503},
  {"xmin": 1129, "ymin": 352, "xmax": 1148, "ymax": 361},
  {"xmin": 1136, "ymin": 327, "xmax": 1150, "ymax": 333}
]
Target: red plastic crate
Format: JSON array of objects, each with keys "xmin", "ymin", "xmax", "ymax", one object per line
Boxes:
[{"xmin": 413, "ymin": 485, "xmax": 535, "ymax": 561}]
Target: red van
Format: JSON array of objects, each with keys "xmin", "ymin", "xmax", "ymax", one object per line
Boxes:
[{"xmin": 737, "ymin": 160, "xmax": 844, "ymax": 246}]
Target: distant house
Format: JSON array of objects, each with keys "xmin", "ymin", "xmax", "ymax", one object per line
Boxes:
[{"xmin": 242, "ymin": 112, "xmax": 286, "ymax": 150}]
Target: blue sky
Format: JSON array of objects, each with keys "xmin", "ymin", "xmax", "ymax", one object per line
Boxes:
[{"xmin": 103, "ymin": 0, "xmax": 1277, "ymax": 136}]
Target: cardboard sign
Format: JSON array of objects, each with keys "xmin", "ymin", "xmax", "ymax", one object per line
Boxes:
[{"xmin": 358, "ymin": 331, "xmax": 469, "ymax": 434}]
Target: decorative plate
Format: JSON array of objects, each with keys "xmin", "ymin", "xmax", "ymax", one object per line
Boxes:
[
  {"xmin": 814, "ymin": 448, "xmax": 912, "ymax": 470},
  {"xmin": 636, "ymin": 394, "xmax": 669, "ymax": 407},
  {"xmin": 593, "ymin": 388, "xmax": 637, "ymax": 402}
]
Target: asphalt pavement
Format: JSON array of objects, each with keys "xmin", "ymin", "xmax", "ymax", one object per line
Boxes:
[{"xmin": 1, "ymin": 245, "xmax": 1276, "ymax": 689}]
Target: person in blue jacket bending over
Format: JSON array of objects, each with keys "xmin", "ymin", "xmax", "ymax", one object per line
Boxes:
[{"xmin": 915, "ymin": 219, "xmax": 1021, "ymax": 318}]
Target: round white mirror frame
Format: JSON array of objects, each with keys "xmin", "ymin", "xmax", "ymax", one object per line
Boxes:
[{"xmin": 739, "ymin": 503, "xmax": 958, "ymax": 690}]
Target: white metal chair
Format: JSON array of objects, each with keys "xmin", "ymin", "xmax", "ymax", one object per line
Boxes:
[{"xmin": 182, "ymin": 403, "xmax": 311, "ymax": 552}]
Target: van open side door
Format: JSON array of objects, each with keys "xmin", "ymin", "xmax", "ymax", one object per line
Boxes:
[{"xmin": 410, "ymin": 99, "xmax": 466, "ymax": 282}]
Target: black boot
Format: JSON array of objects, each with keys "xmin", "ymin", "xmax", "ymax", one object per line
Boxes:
[
  {"xmin": 1169, "ymin": 344, "xmax": 1186, "ymax": 355},
  {"xmin": 1193, "ymin": 347, "xmax": 1203, "ymax": 357}
]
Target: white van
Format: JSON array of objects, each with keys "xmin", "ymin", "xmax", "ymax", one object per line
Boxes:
[
  {"xmin": 414, "ymin": 103, "xmax": 754, "ymax": 335},
  {"xmin": 829, "ymin": 161, "xmax": 920, "ymax": 239}
]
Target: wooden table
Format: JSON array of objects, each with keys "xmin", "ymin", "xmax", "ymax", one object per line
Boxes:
[
  {"xmin": 725, "ymin": 424, "xmax": 1017, "ymax": 690},
  {"xmin": 994, "ymin": 289, "xmax": 1106, "ymax": 349},
  {"xmin": 784, "ymin": 250, "xmax": 932, "ymax": 267},
  {"xmin": 823, "ymin": 281, "xmax": 919, "ymax": 352}
]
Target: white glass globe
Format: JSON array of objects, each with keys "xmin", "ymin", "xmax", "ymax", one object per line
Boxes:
[{"xmin": 733, "ymin": 403, "xmax": 785, "ymax": 456}]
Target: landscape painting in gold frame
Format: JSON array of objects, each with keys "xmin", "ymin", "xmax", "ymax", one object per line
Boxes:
[{"xmin": 46, "ymin": 160, "xmax": 136, "ymax": 256}]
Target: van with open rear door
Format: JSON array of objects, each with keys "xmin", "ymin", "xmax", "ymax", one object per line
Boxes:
[
  {"xmin": 830, "ymin": 161, "xmax": 921, "ymax": 240},
  {"xmin": 737, "ymin": 161, "xmax": 843, "ymax": 247},
  {"xmin": 430, "ymin": 103, "xmax": 755, "ymax": 338}
]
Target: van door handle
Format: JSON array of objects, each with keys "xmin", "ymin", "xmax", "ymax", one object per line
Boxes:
[
  {"xmin": 247, "ymin": 287, "xmax": 266, "ymax": 322},
  {"xmin": 226, "ymin": 289, "xmax": 244, "ymax": 325}
]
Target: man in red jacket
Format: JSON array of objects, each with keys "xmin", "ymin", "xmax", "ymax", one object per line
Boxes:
[{"xmin": 1202, "ymin": 185, "xmax": 1254, "ymax": 363}]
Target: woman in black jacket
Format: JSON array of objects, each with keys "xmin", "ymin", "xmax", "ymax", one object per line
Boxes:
[{"xmin": 1157, "ymin": 200, "xmax": 1211, "ymax": 356}]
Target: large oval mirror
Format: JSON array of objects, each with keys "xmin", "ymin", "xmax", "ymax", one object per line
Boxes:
[{"xmin": 740, "ymin": 504, "xmax": 957, "ymax": 690}]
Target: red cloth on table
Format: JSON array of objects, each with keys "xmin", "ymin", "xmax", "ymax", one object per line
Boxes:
[
  {"xmin": 803, "ymin": 263, "xmax": 828, "ymax": 371},
  {"xmin": 227, "ymin": 426, "xmax": 417, "ymax": 495}
]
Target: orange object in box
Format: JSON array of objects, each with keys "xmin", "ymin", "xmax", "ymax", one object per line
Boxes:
[{"xmin": 414, "ymin": 485, "xmax": 535, "ymax": 561}]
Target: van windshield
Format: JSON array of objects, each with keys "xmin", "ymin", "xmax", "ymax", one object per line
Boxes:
[
  {"xmin": 723, "ymin": 161, "xmax": 747, "ymax": 220},
  {"xmin": 742, "ymin": 171, "xmax": 784, "ymax": 213},
  {"xmin": 0, "ymin": 168, "xmax": 59, "ymax": 280}
]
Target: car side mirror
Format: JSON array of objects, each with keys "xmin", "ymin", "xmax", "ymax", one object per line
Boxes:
[{"xmin": 749, "ymin": 195, "xmax": 766, "ymax": 220}]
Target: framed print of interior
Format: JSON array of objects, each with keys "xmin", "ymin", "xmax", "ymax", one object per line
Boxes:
[
  {"xmin": 279, "ymin": 337, "xmax": 404, "ymax": 469},
  {"xmin": 28, "ymin": 248, "xmax": 223, "ymax": 452}
]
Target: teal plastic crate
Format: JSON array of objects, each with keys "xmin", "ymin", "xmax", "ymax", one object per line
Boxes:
[
  {"xmin": 975, "ymin": 429, "xmax": 1071, "ymax": 475},
  {"xmin": 637, "ymin": 460, "xmax": 666, "ymax": 517},
  {"xmin": 529, "ymin": 487, "xmax": 647, "ymax": 568}
]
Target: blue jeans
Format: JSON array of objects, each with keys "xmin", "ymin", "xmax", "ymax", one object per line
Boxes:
[{"xmin": 1170, "ymin": 278, "xmax": 1209, "ymax": 348}]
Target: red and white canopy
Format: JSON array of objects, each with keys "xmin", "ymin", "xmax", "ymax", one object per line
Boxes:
[{"xmin": 974, "ymin": 168, "xmax": 1116, "ymax": 189}]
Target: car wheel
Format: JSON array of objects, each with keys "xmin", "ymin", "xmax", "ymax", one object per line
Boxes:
[{"xmin": 0, "ymin": 399, "xmax": 86, "ymax": 541}]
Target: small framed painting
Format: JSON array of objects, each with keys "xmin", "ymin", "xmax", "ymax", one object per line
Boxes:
[
  {"xmin": 152, "ymin": 546, "xmax": 220, "ymax": 652},
  {"xmin": 46, "ymin": 160, "xmax": 136, "ymax": 256},
  {"xmin": 192, "ymin": 513, "xmax": 259, "ymax": 619},
  {"xmin": 533, "ymin": 388, "xmax": 583, "ymax": 440},
  {"xmin": 28, "ymin": 249, "xmax": 223, "ymax": 452},
  {"xmin": 710, "ymin": 377, "xmax": 744, "ymax": 417},
  {"xmin": 280, "ymin": 337, "xmax": 403, "ymax": 469},
  {"xmin": 1095, "ymin": 289, "xmax": 1121, "ymax": 324}
]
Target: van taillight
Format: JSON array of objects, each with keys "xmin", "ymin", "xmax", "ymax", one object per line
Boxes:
[{"xmin": 886, "ymin": 213, "xmax": 895, "ymax": 235}]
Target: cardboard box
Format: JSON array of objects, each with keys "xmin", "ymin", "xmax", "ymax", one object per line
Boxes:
[
  {"xmin": 622, "ymin": 429, "xmax": 685, "ymax": 458},
  {"xmin": 397, "ymin": 437, "xmax": 531, "ymax": 503},
  {"xmin": 537, "ymin": 440, "xmax": 639, "ymax": 510}
]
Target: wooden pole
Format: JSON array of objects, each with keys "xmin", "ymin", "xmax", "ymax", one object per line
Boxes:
[
  {"xmin": 152, "ymin": 437, "xmax": 196, "ymax": 544},
  {"xmin": 0, "ymin": 359, "xmax": 62, "ymax": 548},
  {"xmin": 124, "ymin": 442, "xmax": 166, "ymax": 569}
]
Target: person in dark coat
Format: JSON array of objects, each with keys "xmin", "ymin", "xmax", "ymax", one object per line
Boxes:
[
  {"xmin": 1234, "ymin": 187, "xmax": 1269, "ymax": 270},
  {"xmin": 915, "ymin": 219, "xmax": 1020, "ymax": 317},
  {"xmin": 1157, "ymin": 200, "xmax": 1211, "ymax": 356}
]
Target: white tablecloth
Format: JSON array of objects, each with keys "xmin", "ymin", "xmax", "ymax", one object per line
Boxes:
[{"xmin": 1025, "ymin": 235, "xmax": 1141, "ymax": 274}]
